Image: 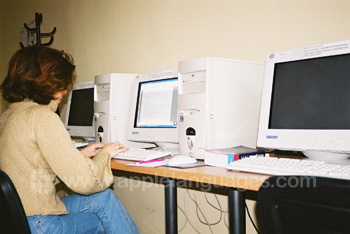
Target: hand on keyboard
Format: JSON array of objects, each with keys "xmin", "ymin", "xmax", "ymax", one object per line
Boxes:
[
  {"xmin": 80, "ymin": 143, "xmax": 104, "ymax": 158},
  {"xmin": 113, "ymin": 148, "xmax": 171, "ymax": 161},
  {"xmin": 101, "ymin": 142, "xmax": 128, "ymax": 158}
]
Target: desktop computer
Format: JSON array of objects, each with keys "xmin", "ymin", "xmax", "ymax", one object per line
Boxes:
[
  {"xmin": 227, "ymin": 40, "xmax": 350, "ymax": 178},
  {"xmin": 94, "ymin": 73, "xmax": 153, "ymax": 148},
  {"xmin": 65, "ymin": 81, "xmax": 95, "ymax": 141},
  {"xmin": 257, "ymin": 40, "xmax": 350, "ymax": 162},
  {"xmin": 126, "ymin": 69, "xmax": 179, "ymax": 153},
  {"xmin": 178, "ymin": 57, "xmax": 265, "ymax": 159}
]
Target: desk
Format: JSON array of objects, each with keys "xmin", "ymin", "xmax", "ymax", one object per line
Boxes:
[{"xmin": 111, "ymin": 159, "xmax": 269, "ymax": 234}]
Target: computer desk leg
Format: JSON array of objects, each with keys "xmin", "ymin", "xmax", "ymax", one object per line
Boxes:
[
  {"xmin": 229, "ymin": 188, "xmax": 246, "ymax": 234},
  {"xmin": 164, "ymin": 178, "xmax": 177, "ymax": 234}
]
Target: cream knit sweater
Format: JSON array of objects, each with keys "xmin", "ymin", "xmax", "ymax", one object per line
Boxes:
[{"xmin": 0, "ymin": 100, "xmax": 113, "ymax": 216}]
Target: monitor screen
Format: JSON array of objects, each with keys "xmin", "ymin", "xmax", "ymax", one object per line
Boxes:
[
  {"xmin": 65, "ymin": 81, "xmax": 95, "ymax": 140},
  {"xmin": 133, "ymin": 78, "xmax": 178, "ymax": 128},
  {"xmin": 269, "ymin": 54, "xmax": 350, "ymax": 130},
  {"xmin": 257, "ymin": 40, "xmax": 350, "ymax": 162},
  {"xmin": 127, "ymin": 70, "xmax": 179, "ymax": 152}
]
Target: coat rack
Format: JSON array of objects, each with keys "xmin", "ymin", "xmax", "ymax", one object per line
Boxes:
[
  {"xmin": 20, "ymin": 12, "xmax": 56, "ymax": 48},
  {"xmin": 19, "ymin": 12, "xmax": 59, "ymax": 116}
]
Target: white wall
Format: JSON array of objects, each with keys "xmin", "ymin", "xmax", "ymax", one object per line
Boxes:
[{"xmin": 1, "ymin": 0, "xmax": 350, "ymax": 233}]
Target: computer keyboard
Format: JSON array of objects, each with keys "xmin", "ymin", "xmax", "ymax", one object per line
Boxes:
[
  {"xmin": 226, "ymin": 156, "xmax": 350, "ymax": 180},
  {"xmin": 73, "ymin": 141, "xmax": 89, "ymax": 148},
  {"xmin": 113, "ymin": 148, "xmax": 171, "ymax": 161}
]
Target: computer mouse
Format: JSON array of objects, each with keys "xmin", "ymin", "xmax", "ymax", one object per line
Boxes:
[{"xmin": 167, "ymin": 155, "xmax": 197, "ymax": 166}]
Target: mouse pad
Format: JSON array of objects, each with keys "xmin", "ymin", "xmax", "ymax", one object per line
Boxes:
[{"xmin": 165, "ymin": 161, "xmax": 206, "ymax": 168}]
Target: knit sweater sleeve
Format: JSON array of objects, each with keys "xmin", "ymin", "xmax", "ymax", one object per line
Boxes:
[{"xmin": 32, "ymin": 106, "xmax": 113, "ymax": 195}]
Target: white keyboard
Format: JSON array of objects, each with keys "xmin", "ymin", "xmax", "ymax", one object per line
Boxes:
[
  {"xmin": 73, "ymin": 141, "xmax": 89, "ymax": 148},
  {"xmin": 226, "ymin": 156, "xmax": 350, "ymax": 180},
  {"xmin": 113, "ymin": 148, "xmax": 171, "ymax": 161}
]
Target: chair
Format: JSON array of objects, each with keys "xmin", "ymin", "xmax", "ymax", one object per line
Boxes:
[
  {"xmin": 257, "ymin": 175, "xmax": 350, "ymax": 234},
  {"xmin": 0, "ymin": 170, "xmax": 31, "ymax": 234}
]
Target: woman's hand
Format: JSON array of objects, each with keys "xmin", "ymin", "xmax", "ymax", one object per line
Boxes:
[
  {"xmin": 100, "ymin": 142, "xmax": 128, "ymax": 158},
  {"xmin": 80, "ymin": 143, "xmax": 105, "ymax": 158}
]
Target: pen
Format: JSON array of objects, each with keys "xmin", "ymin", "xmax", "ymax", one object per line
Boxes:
[{"xmin": 134, "ymin": 158, "xmax": 165, "ymax": 165}]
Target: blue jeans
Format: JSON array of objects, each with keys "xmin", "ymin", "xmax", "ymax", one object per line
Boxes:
[{"xmin": 27, "ymin": 189, "xmax": 139, "ymax": 234}]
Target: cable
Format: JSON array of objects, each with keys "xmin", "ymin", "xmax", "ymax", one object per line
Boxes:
[
  {"xmin": 177, "ymin": 206, "xmax": 200, "ymax": 233},
  {"xmin": 177, "ymin": 189, "xmax": 201, "ymax": 233},
  {"xmin": 223, "ymin": 206, "xmax": 229, "ymax": 229},
  {"xmin": 200, "ymin": 192, "xmax": 223, "ymax": 225},
  {"xmin": 186, "ymin": 190, "xmax": 214, "ymax": 233},
  {"xmin": 204, "ymin": 192, "xmax": 222, "ymax": 212},
  {"xmin": 178, "ymin": 189, "xmax": 261, "ymax": 233},
  {"xmin": 245, "ymin": 201, "xmax": 261, "ymax": 234},
  {"xmin": 178, "ymin": 190, "xmax": 187, "ymax": 232}
]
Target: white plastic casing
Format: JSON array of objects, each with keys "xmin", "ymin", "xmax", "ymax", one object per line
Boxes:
[
  {"xmin": 178, "ymin": 57, "xmax": 265, "ymax": 159},
  {"xmin": 65, "ymin": 81, "xmax": 95, "ymax": 140},
  {"xmin": 94, "ymin": 73, "xmax": 153, "ymax": 148},
  {"xmin": 127, "ymin": 70, "xmax": 178, "ymax": 151},
  {"xmin": 257, "ymin": 40, "xmax": 350, "ymax": 162}
]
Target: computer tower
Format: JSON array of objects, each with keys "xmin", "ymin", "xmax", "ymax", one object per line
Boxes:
[
  {"xmin": 178, "ymin": 57, "xmax": 265, "ymax": 159},
  {"xmin": 94, "ymin": 73, "xmax": 152, "ymax": 148}
]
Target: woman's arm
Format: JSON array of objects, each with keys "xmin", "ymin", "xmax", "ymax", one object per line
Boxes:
[{"xmin": 32, "ymin": 106, "xmax": 117, "ymax": 194}]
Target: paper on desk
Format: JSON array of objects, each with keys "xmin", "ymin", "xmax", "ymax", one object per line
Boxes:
[{"xmin": 126, "ymin": 159, "xmax": 169, "ymax": 167}]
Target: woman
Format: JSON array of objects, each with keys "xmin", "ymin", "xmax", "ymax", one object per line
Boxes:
[{"xmin": 0, "ymin": 45, "xmax": 139, "ymax": 234}]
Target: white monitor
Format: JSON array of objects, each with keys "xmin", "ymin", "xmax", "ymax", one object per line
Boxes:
[
  {"xmin": 127, "ymin": 70, "xmax": 179, "ymax": 152},
  {"xmin": 65, "ymin": 81, "xmax": 95, "ymax": 141},
  {"xmin": 257, "ymin": 40, "xmax": 350, "ymax": 162}
]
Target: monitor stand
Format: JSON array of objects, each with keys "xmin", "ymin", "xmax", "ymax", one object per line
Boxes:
[
  {"xmin": 303, "ymin": 150, "xmax": 350, "ymax": 164},
  {"xmin": 83, "ymin": 137, "xmax": 95, "ymax": 142},
  {"xmin": 156, "ymin": 142, "xmax": 179, "ymax": 155}
]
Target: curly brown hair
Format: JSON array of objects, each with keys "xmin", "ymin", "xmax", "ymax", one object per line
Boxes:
[{"xmin": 1, "ymin": 45, "xmax": 76, "ymax": 104}]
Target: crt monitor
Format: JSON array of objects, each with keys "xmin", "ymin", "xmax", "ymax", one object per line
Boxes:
[
  {"xmin": 65, "ymin": 81, "xmax": 95, "ymax": 141},
  {"xmin": 257, "ymin": 40, "xmax": 350, "ymax": 162},
  {"xmin": 127, "ymin": 70, "xmax": 179, "ymax": 152}
]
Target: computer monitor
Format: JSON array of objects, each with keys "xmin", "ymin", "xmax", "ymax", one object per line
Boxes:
[
  {"xmin": 257, "ymin": 40, "xmax": 350, "ymax": 162},
  {"xmin": 127, "ymin": 70, "xmax": 179, "ymax": 153},
  {"xmin": 65, "ymin": 81, "xmax": 95, "ymax": 141}
]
